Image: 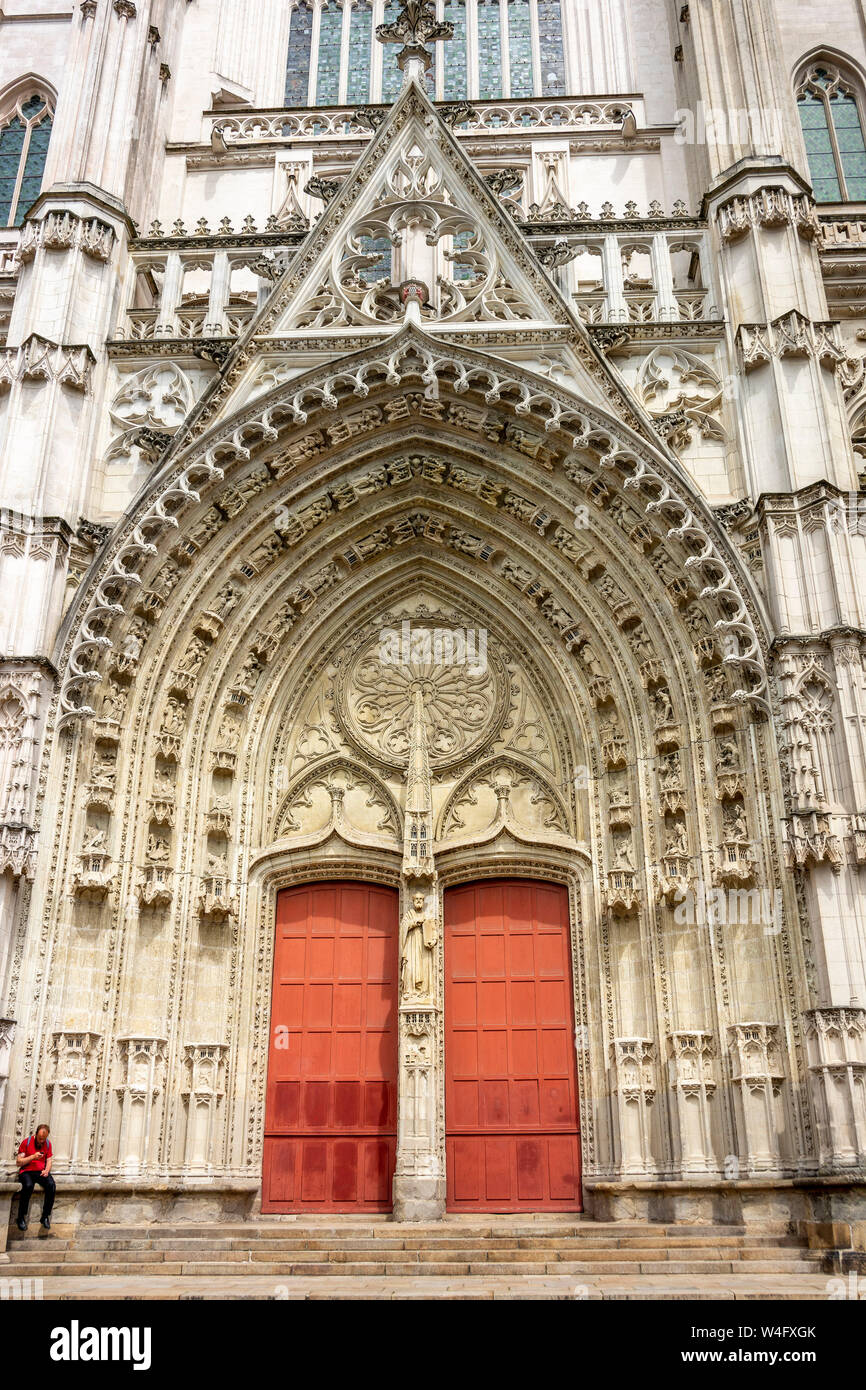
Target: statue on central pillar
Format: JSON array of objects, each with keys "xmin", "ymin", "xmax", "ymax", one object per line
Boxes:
[
  {"xmin": 393, "ymin": 681, "xmax": 445, "ymax": 1220},
  {"xmin": 401, "ymin": 889, "xmax": 437, "ymax": 1004}
]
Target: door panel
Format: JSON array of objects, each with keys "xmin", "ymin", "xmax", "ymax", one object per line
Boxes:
[
  {"xmin": 263, "ymin": 881, "xmax": 398, "ymax": 1212},
  {"xmin": 445, "ymin": 880, "xmax": 582, "ymax": 1211}
]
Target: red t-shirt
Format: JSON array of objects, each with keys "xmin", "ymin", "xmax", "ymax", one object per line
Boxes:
[{"xmin": 17, "ymin": 1135, "xmax": 52, "ymax": 1174}]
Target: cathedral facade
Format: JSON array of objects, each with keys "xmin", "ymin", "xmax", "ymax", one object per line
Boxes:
[{"xmin": 1, "ymin": 0, "xmax": 865, "ymax": 1231}]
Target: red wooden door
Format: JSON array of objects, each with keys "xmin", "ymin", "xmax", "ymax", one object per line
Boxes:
[
  {"xmin": 445, "ymin": 880, "xmax": 582, "ymax": 1211},
  {"xmin": 262, "ymin": 882, "xmax": 398, "ymax": 1212}
]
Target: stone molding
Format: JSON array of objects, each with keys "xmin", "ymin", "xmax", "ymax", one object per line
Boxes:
[
  {"xmin": 18, "ymin": 209, "xmax": 116, "ymax": 264},
  {"xmin": 736, "ymin": 311, "xmax": 845, "ymax": 373}
]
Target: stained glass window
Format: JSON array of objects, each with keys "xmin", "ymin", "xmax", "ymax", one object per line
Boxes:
[
  {"xmin": 443, "ymin": 1, "xmax": 468, "ymax": 101},
  {"xmin": 316, "ymin": 3, "xmax": 344, "ymax": 106},
  {"xmin": 284, "ymin": 2, "xmax": 313, "ymax": 107},
  {"xmin": 508, "ymin": 0, "xmax": 533, "ymax": 99},
  {"xmin": 346, "ymin": 2, "xmax": 372, "ymax": 105},
  {"xmin": 477, "ymin": 0, "xmax": 503, "ymax": 100},
  {"xmin": 798, "ymin": 65, "xmax": 866, "ymax": 203},
  {"xmin": 0, "ymin": 93, "xmax": 52, "ymax": 228},
  {"xmin": 537, "ymin": 0, "xmax": 566, "ymax": 97},
  {"xmin": 380, "ymin": 0, "xmax": 402, "ymax": 102}
]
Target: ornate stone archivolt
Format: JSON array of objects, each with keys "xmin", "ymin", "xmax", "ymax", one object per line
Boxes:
[{"xmin": 56, "ymin": 327, "xmax": 770, "ymax": 726}]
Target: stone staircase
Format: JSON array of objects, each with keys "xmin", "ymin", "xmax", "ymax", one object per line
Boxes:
[{"xmin": 2, "ymin": 1215, "xmax": 839, "ymax": 1299}]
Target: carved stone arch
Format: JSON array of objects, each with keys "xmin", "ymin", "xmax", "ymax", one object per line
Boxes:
[
  {"xmin": 55, "ymin": 327, "xmax": 771, "ymax": 732},
  {"xmin": 437, "ymin": 752, "xmax": 572, "ymax": 840},
  {"xmin": 272, "ymin": 754, "xmax": 403, "ymax": 842},
  {"xmin": 793, "ymin": 46, "xmax": 866, "ymax": 99},
  {"xmin": 0, "ymin": 72, "xmax": 58, "ymax": 119}
]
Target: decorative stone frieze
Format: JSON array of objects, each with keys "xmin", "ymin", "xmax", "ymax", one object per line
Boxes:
[
  {"xmin": 47, "ymin": 1030, "xmax": 101, "ymax": 1167},
  {"xmin": 667, "ymin": 1031, "xmax": 718, "ymax": 1175},
  {"xmin": 0, "ymin": 1017, "xmax": 15, "ymax": 1118},
  {"xmin": 181, "ymin": 1044, "xmax": 228, "ymax": 1171},
  {"xmin": 0, "ymin": 334, "xmax": 95, "ymax": 393},
  {"xmin": 609, "ymin": 1038, "xmax": 657, "ymax": 1176},
  {"xmin": 18, "ymin": 210, "xmax": 116, "ymax": 263},
  {"xmin": 736, "ymin": 311, "xmax": 844, "ymax": 373},
  {"xmin": 804, "ymin": 1009, "xmax": 866, "ymax": 1171},
  {"xmin": 115, "ymin": 1036, "xmax": 167, "ymax": 1171},
  {"xmin": 717, "ymin": 187, "xmax": 819, "ymax": 243},
  {"xmin": 728, "ymin": 1023, "xmax": 786, "ymax": 1176},
  {"xmin": 0, "ymin": 825, "xmax": 37, "ymax": 881}
]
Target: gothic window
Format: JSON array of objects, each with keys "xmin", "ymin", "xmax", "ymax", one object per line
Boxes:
[
  {"xmin": 346, "ymin": 1, "xmax": 373, "ymax": 105},
  {"xmin": 508, "ymin": 0, "xmax": 533, "ymax": 99},
  {"xmin": 284, "ymin": 2, "xmax": 313, "ymax": 106},
  {"xmin": 316, "ymin": 2, "xmax": 344, "ymax": 106},
  {"xmin": 381, "ymin": 0, "xmax": 404, "ymax": 102},
  {"xmin": 537, "ymin": 0, "xmax": 566, "ymax": 97},
  {"xmin": 443, "ymin": 0, "xmax": 468, "ymax": 100},
  {"xmin": 477, "ymin": 0, "xmax": 503, "ymax": 100},
  {"xmin": 0, "ymin": 90, "xmax": 52, "ymax": 228},
  {"xmin": 796, "ymin": 62, "xmax": 866, "ymax": 203}
]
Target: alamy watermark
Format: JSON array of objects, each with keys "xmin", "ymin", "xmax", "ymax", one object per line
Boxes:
[
  {"xmin": 674, "ymin": 884, "xmax": 783, "ymax": 935},
  {"xmin": 379, "ymin": 620, "xmax": 488, "ymax": 675},
  {"xmin": 675, "ymin": 101, "xmax": 783, "ymax": 148}
]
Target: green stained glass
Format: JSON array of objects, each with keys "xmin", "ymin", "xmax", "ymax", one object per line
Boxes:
[
  {"xmin": 0, "ymin": 100, "xmax": 50, "ymax": 227},
  {"xmin": 285, "ymin": 2, "xmax": 313, "ymax": 106},
  {"xmin": 508, "ymin": 0, "xmax": 533, "ymax": 99},
  {"xmin": 799, "ymin": 83, "xmax": 866, "ymax": 202},
  {"xmin": 477, "ymin": 0, "xmax": 502, "ymax": 100},
  {"xmin": 0, "ymin": 118, "xmax": 25, "ymax": 224},
  {"xmin": 443, "ymin": 1, "xmax": 467, "ymax": 100},
  {"xmin": 381, "ymin": 0, "xmax": 402, "ymax": 102},
  {"xmin": 316, "ymin": 4, "xmax": 343, "ymax": 106},
  {"xmin": 538, "ymin": 0, "xmax": 566, "ymax": 96},
  {"xmin": 346, "ymin": 3, "xmax": 372, "ymax": 104}
]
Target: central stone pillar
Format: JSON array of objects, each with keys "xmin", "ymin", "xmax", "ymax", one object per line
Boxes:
[{"xmin": 392, "ymin": 687, "xmax": 446, "ymax": 1220}]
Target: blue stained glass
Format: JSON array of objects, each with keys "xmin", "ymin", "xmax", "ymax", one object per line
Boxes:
[
  {"xmin": 357, "ymin": 235, "xmax": 392, "ymax": 283},
  {"xmin": 443, "ymin": 1, "xmax": 468, "ymax": 100},
  {"xmin": 537, "ymin": 0, "xmax": 566, "ymax": 97},
  {"xmin": 508, "ymin": 0, "xmax": 533, "ymax": 98},
  {"xmin": 0, "ymin": 118, "xmax": 25, "ymax": 225},
  {"xmin": 477, "ymin": 0, "xmax": 503, "ymax": 100},
  {"xmin": 284, "ymin": 2, "xmax": 313, "ymax": 106},
  {"xmin": 346, "ymin": 2, "xmax": 372, "ymax": 104},
  {"xmin": 381, "ymin": 0, "xmax": 402, "ymax": 102},
  {"xmin": 316, "ymin": 4, "xmax": 344, "ymax": 106},
  {"xmin": 0, "ymin": 97, "xmax": 50, "ymax": 228}
]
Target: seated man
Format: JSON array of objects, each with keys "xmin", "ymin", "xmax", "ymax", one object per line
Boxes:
[{"xmin": 15, "ymin": 1123, "xmax": 55, "ymax": 1231}]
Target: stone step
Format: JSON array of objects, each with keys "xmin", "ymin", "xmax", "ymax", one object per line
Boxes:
[
  {"xmin": 5, "ymin": 1232, "xmax": 810, "ymax": 1256},
  {"xmin": 5, "ymin": 1241, "xmax": 821, "ymax": 1265},
  {"xmin": 5, "ymin": 1255, "xmax": 823, "ymax": 1280},
  {"xmin": 22, "ymin": 1273, "xmax": 840, "ymax": 1302}
]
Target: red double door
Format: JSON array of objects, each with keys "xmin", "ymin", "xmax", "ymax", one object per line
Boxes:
[
  {"xmin": 445, "ymin": 880, "xmax": 582, "ymax": 1212},
  {"xmin": 262, "ymin": 879, "xmax": 581, "ymax": 1213}
]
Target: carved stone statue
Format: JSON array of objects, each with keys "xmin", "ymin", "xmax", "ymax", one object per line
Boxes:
[
  {"xmin": 146, "ymin": 833, "xmax": 170, "ymax": 863},
  {"xmin": 82, "ymin": 825, "xmax": 107, "ymax": 852},
  {"xmin": 400, "ymin": 891, "xmax": 437, "ymax": 1004},
  {"xmin": 613, "ymin": 838, "xmax": 634, "ymax": 871},
  {"xmin": 725, "ymin": 804, "xmax": 749, "ymax": 843}
]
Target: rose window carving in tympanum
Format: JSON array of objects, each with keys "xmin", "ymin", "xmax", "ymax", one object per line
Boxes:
[{"xmin": 333, "ymin": 612, "xmax": 511, "ymax": 773}]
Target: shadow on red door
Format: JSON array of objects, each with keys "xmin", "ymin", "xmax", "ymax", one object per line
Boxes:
[
  {"xmin": 262, "ymin": 882, "xmax": 398, "ymax": 1213},
  {"xmin": 445, "ymin": 879, "xmax": 582, "ymax": 1212}
]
